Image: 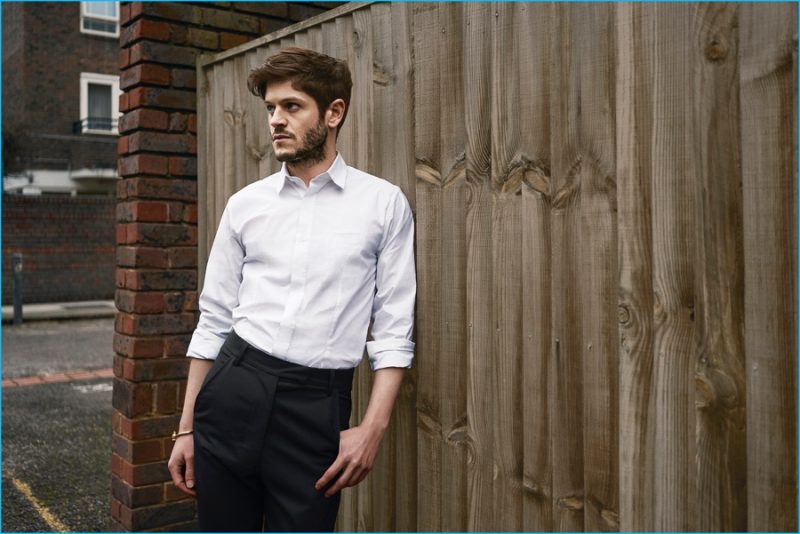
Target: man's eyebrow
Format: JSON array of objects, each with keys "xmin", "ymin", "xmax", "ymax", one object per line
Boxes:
[{"xmin": 263, "ymin": 97, "xmax": 302, "ymax": 105}]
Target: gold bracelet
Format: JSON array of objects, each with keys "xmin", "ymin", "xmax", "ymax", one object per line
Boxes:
[{"xmin": 171, "ymin": 429, "xmax": 193, "ymax": 442}]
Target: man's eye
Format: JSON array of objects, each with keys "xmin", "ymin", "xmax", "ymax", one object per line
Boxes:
[
  {"xmin": 266, "ymin": 105, "xmax": 275, "ymax": 114},
  {"xmin": 287, "ymin": 103, "xmax": 299, "ymax": 110}
]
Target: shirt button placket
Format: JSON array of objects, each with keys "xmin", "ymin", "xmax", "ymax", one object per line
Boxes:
[{"xmin": 274, "ymin": 186, "xmax": 316, "ymax": 356}]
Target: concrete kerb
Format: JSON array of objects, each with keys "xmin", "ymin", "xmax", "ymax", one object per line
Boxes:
[{"xmin": 1, "ymin": 300, "xmax": 116, "ymax": 323}]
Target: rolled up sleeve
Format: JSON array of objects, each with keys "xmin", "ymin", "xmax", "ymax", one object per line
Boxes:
[
  {"xmin": 366, "ymin": 188, "xmax": 416, "ymax": 371},
  {"xmin": 186, "ymin": 204, "xmax": 243, "ymax": 360}
]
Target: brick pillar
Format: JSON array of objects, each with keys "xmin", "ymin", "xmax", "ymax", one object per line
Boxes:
[{"xmin": 112, "ymin": 2, "xmax": 334, "ymax": 530}]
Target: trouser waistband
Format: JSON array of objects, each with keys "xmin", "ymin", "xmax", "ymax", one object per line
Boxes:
[{"xmin": 219, "ymin": 329, "xmax": 355, "ymax": 391}]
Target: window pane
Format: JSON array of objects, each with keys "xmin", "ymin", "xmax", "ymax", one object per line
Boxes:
[
  {"xmin": 88, "ymin": 83, "xmax": 112, "ymax": 130},
  {"xmin": 84, "ymin": 2, "xmax": 117, "ymax": 18},
  {"xmin": 83, "ymin": 18, "xmax": 117, "ymax": 34}
]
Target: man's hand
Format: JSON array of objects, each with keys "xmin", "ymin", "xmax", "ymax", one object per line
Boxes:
[
  {"xmin": 315, "ymin": 424, "xmax": 384, "ymax": 497},
  {"xmin": 168, "ymin": 435, "xmax": 197, "ymax": 496}
]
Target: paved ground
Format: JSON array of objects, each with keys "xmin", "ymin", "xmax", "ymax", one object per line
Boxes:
[{"xmin": 2, "ymin": 318, "xmax": 115, "ymax": 532}]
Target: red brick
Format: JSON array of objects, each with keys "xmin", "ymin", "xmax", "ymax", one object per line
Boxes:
[
  {"xmin": 120, "ymin": 3, "xmax": 131, "ymax": 25},
  {"xmin": 113, "ymin": 333, "xmax": 165, "ymax": 359},
  {"xmin": 118, "ymin": 201, "xmax": 169, "ymax": 223},
  {"xmin": 116, "ymin": 268, "xmax": 126, "ymax": 289},
  {"xmin": 118, "ymin": 135, "xmax": 130, "ymax": 156},
  {"xmin": 114, "ymin": 354, "xmax": 125, "ymax": 378},
  {"xmin": 168, "ymin": 247, "xmax": 197, "ymax": 269},
  {"xmin": 118, "ymin": 154, "xmax": 169, "ymax": 177},
  {"xmin": 116, "ymin": 290, "xmax": 166, "ymax": 314},
  {"xmin": 168, "ymin": 156, "xmax": 196, "ymax": 177},
  {"xmin": 122, "ymin": 18, "xmax": 170, "ymax": 46},
  {"xmin": 113, "ymin": 378, "xmax": 154, "ymax": 417},
  {"xmin": 164, "ymin": 335, "xmax": 192, "ymax": 357},
  {"xmin": 185, "ymin": 27, "xmax": 218, "ymax": 49},
  {"xmin": 117, "ymin": 246, "xmax": 169, "ymax": 269},
  {"xmin": 182, "ymin": 204, "xmax": 197, "ymax": 224},
  {"xmin": 119, "ymin": 109, "xmax": 169, "ymax": 133},
  {"xmin": 187, "ymin": 114, "xmax": 197, "ymax": 134},
  {"xmin": 116, "ymin": 224, "xmax": 129, "ymax": 245},
  {"xmin": 120, "ymin": 177, "xmax": 197, "ymax": 201},
  {"xmin": 128, "ymin": 131, "xmax": 195, "ymax": 154},
  {"xmin": 120, "ymin": 64, "xmax": 171, "ymax": 90},
  {"xmin": 111, "ymin": 496, "xmax": 123, "ymax": 523},
  {"xmin": 220, "ymin": 32, "xmax": 250, "ymax": 50},
  {"xmin": 130, "ymin": 2, "xmax": 143, "ymax": 20},
  {"xmin": 117, "ymin": 413, "xmax": 181, "ymax": 441},
  {"xmin": 128, "ymin": 87, "xmax": 196, "ymax": 111},
  {"xmin": 127, "ymin": 223, "xmax": 197, "ymax": 247},
  {"xmin": 112, "ymin": 475, "xmax": 162, "ymax": 508},
  {"xmin": 164, "ymin": 482, "xmax": 191, "ymax": 502},
  {"xmin": 119, "ymin": 48, "xmax": 131, "ymax": 70},
  {"xmin": 119, "ymin": 92, "xmax": 130, "ymax": 113},
  {"xmin": 156, "ymin": 382, "xmax": 179, "ymax": 414},
  {"xmin": 168, "ymin": 113, "xmax": 188, "ymax": 132},
  {"xmin": 171, "ymin": 69, "xmax": 196, "ymax": 90},
  {"xmin": 163, "ymin": 292, "xmax": 185, "ymax": 313},
  {"xmin": 121, "ymin": 269, "xmax": 197, "ymax": 292},
  {"xmin": 131, "ymin": 440, "xmax": 164, "ymax": 463}
]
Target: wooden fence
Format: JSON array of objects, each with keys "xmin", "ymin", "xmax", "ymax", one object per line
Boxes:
[{"xmin": 196, "ymin": 2, "xmax": 797, "ymax": 531}]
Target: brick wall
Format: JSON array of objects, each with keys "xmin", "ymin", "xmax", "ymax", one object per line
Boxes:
[
  {"xmin": 111, "ymin": 2, "xmax": 339, "ymax": 530},
  {"xmin": 1, "ymin": 194, "xmax": 116, "ymax": 305},
  {"xmin": 2, "ymin": 2, "xmax": 120, "ymax": 173}
]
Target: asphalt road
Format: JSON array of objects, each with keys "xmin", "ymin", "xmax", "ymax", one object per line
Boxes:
[{"xmin": 2, "ymin": 318, "xmax": 115, "ymax": 532}]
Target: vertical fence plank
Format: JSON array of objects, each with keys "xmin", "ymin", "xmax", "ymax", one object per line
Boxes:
[
  {"xmin": 490, "ymin": 3, "xmax": 523, "ymax": 530},
  {"xmin": 436, "ymin": 4, "xmax": 469, "ymax": 533},
  {"xmin": 516, "ymin": 2, "xmax": 554, "ymax": 531},
  {"xmin": 649, "ymin": 5, "xmax": 698, "ymax": 530},
  {"xmin": 691, "ymin": 3, "xmax": 747, "ymax": 531},
  {"xmin": 615, "ymin": 4, "xmax": 655, "ymax": 531},
  {"xmin": 572, "ymin": 4, "xmax": 620, "ymax": 532},
  {"xmin": 740, "ymin": 3, "xmax": 798, "ymax": 531},
  {"xmin": 369, "ymin": 3, "xmax": 397, "ymax": 530},
  {"xmin": 412, "ymin": 4, "xmax": 443, "ymax": 531},
  {"xmin": 548, "ymin": 5, "xmax": 585, "ymax": 530},
  {"xmin": 351, "ymin": 9, "xmax": 376, "ymax": 531},
  {"xmin": 389, "ymin": 4, "xmax": 418, "ymax": 532},
  {"xmin": 462, "ymin": 3, "xmax": 495, "ymax": 531}
]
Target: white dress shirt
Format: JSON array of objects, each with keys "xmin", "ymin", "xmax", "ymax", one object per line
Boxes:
[{"xmin": 186, "ymin": 154, "xmax": 416, "ymax": 370}]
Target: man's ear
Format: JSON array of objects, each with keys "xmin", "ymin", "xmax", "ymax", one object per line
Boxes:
[{"xmin": 325, "ymin": 99, "xmax": 345, "ymax": 129}]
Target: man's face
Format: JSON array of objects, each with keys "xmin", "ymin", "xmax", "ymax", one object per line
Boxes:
[{"xmin": 264, "ymin": 80, "xmax": 329, "ymax": 165}]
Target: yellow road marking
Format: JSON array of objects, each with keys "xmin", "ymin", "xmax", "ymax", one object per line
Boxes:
[{"xmin": 4, "ymin": 470, "xmax": 68, "ymax": 532}]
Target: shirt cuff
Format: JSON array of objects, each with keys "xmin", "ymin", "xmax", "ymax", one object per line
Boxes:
[
  {"xmin": 186, "ymin": 330, "xmax": 226, "ymax": 360},
  {"xmin": 369, "ymin": 350, "xmax": 414, "ymax": 371}
]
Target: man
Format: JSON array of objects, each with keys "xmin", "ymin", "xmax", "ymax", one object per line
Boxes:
[{"xmin": 167, "ymin": 47, "xmax": 416, "ymax": 532}]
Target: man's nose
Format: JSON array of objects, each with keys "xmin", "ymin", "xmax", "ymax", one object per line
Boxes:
[{"xmin": 269, "ymin": 109, "xmax": 286, "ymax": 128}]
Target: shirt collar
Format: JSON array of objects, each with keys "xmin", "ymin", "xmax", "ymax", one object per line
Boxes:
[{"xmin": 276, "ymin": 153, "xmax": 348, "ymax": 194}]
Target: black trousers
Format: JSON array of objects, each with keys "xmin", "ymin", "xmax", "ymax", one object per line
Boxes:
[{"xmin": 193, "ymin": 329, "xmax": 354, "ymax": 532}]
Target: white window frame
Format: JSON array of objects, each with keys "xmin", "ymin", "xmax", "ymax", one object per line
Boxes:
[
  {"xmin": 80, "ymin": 72, "xmax": 121, "ymax": 135},
  {"xmin": 80, "ymin": 2, "xmax": 120, "ymax": 38}
]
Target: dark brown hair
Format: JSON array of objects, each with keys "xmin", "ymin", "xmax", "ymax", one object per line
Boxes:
[{"xmin": 247, "ymin": 47, "xmax": 353, "ymax": 133}]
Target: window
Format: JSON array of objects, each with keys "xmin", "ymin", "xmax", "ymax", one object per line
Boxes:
[
  {"xmin": 78, "ymin": 73, "xmax": 121, "ymax": 135},
  {"xmin": 80, "ymin": 2, "xmax": 119, "ymax": 38}
]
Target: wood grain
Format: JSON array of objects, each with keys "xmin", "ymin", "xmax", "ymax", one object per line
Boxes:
[
  {"xmin": 463, "ymin": 3, "xmax": 496, "ymax": 531},
  {"xmin": 740, "ymin": 3, "xmax": 798, "ymax": 531},
  {"xmin": 615, "ymin": 4, "xmax": 655, "ymax": 531},
  {"xmin": 549, "ymin": 5, "xmax": 586, "ymax": 530}
]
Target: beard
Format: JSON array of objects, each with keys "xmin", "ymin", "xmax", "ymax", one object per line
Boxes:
[{"xmin": 273, "ymin": 118, "xmax": 328, "ymax": 166}]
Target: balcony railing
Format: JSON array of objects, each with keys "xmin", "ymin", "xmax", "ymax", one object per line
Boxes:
[{"xmin": 72, "ymin": 117, "xmax": 118, "ymax": 134}]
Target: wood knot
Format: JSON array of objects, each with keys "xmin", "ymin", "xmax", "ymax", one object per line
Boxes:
[
  {"xmin": 617, "ymin": 305, "xmax": 630, "ymax": 325},
  {"xmin": 705, "ymin": 38, "xmax": 728, "ymax": 61}
]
